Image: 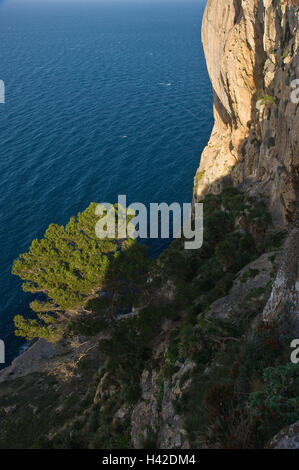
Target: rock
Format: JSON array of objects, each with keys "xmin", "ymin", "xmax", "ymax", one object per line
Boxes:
[
  {"xmin": 141, "ymin": 370, "xmax": 159, "ymax": 401},
  {"xmin": 93, "ymin": 372, "xmax": 109, "ymax": 404},
  {"xmin": 55, "ymin": 405, "xmax": 64, "ymax": 414},
  {"xmin": 195, "ymin": 0, "xmax": 299, "ymax": 227},
  {"xmin": 113, "ymin": 405, "xmax": 130, "ymax": 424},
  {"xmin": 157, "ymin": 361, "xmax": 195, "ymax": 449},
  {"xmin": 206, "ymin": 251, "xmax": 280, "ymax": 320},
  {"xmin": 0, "ymin": 339, "xmax": 57, "ymax": 384},
  {"xmin": 263, "ymin": 226, "xmax": 299, "ymax": 334},
  {"xmin": 131, "ymin": 401, "xmax": 159, "ymax": 449},
  {"xmin": 28, "ymin": 404, "xmax": 38, "ymax": 415},
  {"xmin": 269, "ymin": 421, "xmax": 299, "ymax": 449},
  {"xmin": 157, "ymin": 380, "xmax": 184, "ymax": 449},
  {"xmin": 131, "ymin": 361, "xmax": 195, "ymax": 449},
  {"xmin": 131, "ymin": 370, "xmax": 160, "ymax": 448},
  {"xmin": 3, "ymin": 405, "xmax": 16, "ymax": 414}
]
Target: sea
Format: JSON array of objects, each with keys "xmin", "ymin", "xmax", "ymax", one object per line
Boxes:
[{"xmin": 0, "ymin": 0, "xmax": 213, "ymax": 366}]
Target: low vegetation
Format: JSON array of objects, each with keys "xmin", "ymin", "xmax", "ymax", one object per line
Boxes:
[{"xmin": 0, "ymin": 187, "xmax": 295, "ymax": 450}]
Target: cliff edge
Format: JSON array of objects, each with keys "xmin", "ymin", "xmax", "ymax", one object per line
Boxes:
[
  {"xmin": 196, "ymin": 0, "xmax": 299, "ymax": 333},
  {"xmin": 196, "ymin": 0, "xmax": 298, "ymax": 227}
]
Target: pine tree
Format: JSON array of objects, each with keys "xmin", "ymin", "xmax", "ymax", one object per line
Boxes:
[{"xmin": 12, "ymin": 203, "xmax": 149, "ymax": 341}]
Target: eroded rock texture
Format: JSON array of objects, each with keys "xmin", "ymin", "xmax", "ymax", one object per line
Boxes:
[
  {"xmin": 196, "ymin": 0, "xmax": 299, "ymax": 228},
  {"xmin": 196, "ymin": 0, "xmax": 299, "ymax": 336},
  {"xmin": 269, "ymin": 420, "xmax": 299, "ymax": 449}
]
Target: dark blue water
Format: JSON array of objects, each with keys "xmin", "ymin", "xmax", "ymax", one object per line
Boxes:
[{"xmin": 0, "ymin": 0, "xmax": 212, "ymax": 365}]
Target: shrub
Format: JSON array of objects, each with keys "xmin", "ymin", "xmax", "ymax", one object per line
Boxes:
[{"xmin": 249, "ymin": 363, "xmax": 299, "ymax": 427}]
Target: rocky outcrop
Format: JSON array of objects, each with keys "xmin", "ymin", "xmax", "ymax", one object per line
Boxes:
[
  {"xmin": 263, "ymin": 224, "xmax": 299, "ymax": 333},
  {"xmin": 206, "ymin": 250, "xmax": 280, "ymax": 320},
  {"xmin": 131, "ymin": 370, "xmax": 160, "ymax": 448},
  {"xmin": 0, "ymin": 339, "xmax": 56, "ymax": 384},
  {"xmin": 193, "ymin": 1, "xmax": 299, "ymax": 448},
  {"xmin": 196, "ymin": 0, "xmax": 299, "ymax": 339},
  {"xmin": 195, "ymin": 0, "xmax": 299, "ymax": 228},
  {"xmin": 131, "ymin": 361, "xmax": 195, "ymax": 449},
  {"xmin": 269, "ymin": 420, "xmax": 299, "ymax": 449}
]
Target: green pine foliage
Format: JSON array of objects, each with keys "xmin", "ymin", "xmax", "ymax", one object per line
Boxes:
[
  {"xmin": 249, "ymin": 363, "xmax": 299, "ymax": 427},
  {"xmin": 14, "ymin": 314, "xmax": 64, "ymax": 343},
  {"xmin": 12, "ymin": 203, "xmax": 149, "ymax": 341},
  {"xmin": 12, "ymin": 203, "xmax": 117, "ymax": 309}
]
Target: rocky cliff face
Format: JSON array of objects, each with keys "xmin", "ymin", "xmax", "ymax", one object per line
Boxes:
[
  {"xmin": 196, "ymin": 0, "xmax": 299, "ymax": 333},
  {"xmin": 196, "ymin": 0, "xmax": 298, "ymax": 228}
]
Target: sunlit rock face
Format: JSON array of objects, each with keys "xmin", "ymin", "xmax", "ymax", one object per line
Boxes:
[
  {"xmin": 196, "ymin": 0, "xmax": 299, "ymax": 369},
  {"xmin": 196, "ymin": 0, "xmax": 299, "ymax": 229}
]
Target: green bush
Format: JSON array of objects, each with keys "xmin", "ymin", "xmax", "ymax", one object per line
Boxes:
[{"xmin": 249, "ymin": 363, "xmax": 299, "ymax": 427}]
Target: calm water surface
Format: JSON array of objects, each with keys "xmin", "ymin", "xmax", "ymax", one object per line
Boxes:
[{"xmin": 0, "ymin": 0, "xmax": 213, "ymax": 364}]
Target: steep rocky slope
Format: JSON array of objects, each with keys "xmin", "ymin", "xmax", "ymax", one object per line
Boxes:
[
  {"xmin": 196, "ymin": 0, "xmax": 298, "ymax": 228},
  {"xmin": 195, "ymin": 0, "xmax": 299, "ymax": 332},
  {"xmin": 0, "ymin": 0, "xmax": 298, "ymax": 449}
]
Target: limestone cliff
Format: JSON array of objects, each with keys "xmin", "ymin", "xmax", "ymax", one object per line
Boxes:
[
  {"xmin": 196, "ymin": 0, "xmax": 299, "ymax": 333},
  {"xmin": 196, "ymin": 0, "xmax": 298, "ymax": 227}
]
